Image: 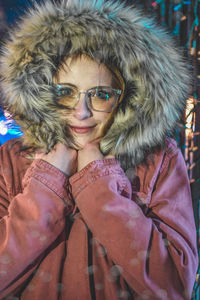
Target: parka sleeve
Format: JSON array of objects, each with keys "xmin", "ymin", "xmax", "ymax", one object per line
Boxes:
[
  {"xmin": 0, "ymin": 153, "xmax": 72, "ymax": 298},
  {"xmin": 70, "ymin": 146, "xmax": 198, "ymax": 299}
]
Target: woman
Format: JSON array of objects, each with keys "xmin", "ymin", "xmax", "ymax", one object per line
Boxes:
[{"xmin": 0, "ymin": 0, "xmax": 198, "ymax": 299}]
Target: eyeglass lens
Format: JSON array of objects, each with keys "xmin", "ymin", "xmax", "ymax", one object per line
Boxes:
[{"xmin": 54, "ymin": 85, "xmax": 121, "ymax": 112}]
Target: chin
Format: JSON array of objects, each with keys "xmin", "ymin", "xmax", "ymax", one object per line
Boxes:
[
  {"xmin": 73, "ymin": 136, "xmax": 93, "ymax": 149},
  {"xmin": 72, "ymin": 127, "xmax": 102, "ymax": 148}
]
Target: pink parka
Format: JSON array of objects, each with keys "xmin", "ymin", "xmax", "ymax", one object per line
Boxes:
[{"xmin": 0, "ymin": 138, "xmax": 198, "ymax": 299}]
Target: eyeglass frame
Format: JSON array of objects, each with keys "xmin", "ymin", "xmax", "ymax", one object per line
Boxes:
[{"xmin": 53, "ymin": 84, "xmax": 122, "ymax": 113}]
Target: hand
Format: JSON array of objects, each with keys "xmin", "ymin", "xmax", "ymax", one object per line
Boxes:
[
  {"xmin": 35, "ymin": 143, "xmax": 77, "ymax": 176},
  {"xmin": 77, "ymin": 139, "xmax": 115, "ymax": 171}
]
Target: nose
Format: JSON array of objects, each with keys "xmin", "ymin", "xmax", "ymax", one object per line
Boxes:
[{"xmin": 73, "ymin": 93, "xmax": 92, "ymax": 120}]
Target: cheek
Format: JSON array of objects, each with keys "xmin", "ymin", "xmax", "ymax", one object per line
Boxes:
[
  {"xmin": 93, "ymin": 112, "xmax": 111, "ymax": 124},
  {"xmin": 93, "ymin": 112, "xmax": 113, "ymax": 137}
]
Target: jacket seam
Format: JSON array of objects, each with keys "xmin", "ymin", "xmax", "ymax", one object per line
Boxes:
[
  {"xmin": 28, "ymin": 174, "xmax": 69, "ymax": 203},
  {"xmin": 159, "ymin": 148, "xmax": 178, "ymax": 174},
  {"xmin": 73, "ymin": 171, "xmax": 127, "ymax": 198},
  {"xmin": 37, "ymin": 159, "xmax": 67, "ymax": 179},
  {"xmin": 70, "ymin": 159, "xmax": 119, "ymax": 183}
]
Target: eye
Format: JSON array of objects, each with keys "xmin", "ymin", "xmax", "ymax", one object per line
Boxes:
[
  {"xmin": 95, "ymin": 89, "xmax": 112, "ymax": 101},
  {"xmin": 54, "ymin": 85, "xmax": 74, "ymax": 97}
]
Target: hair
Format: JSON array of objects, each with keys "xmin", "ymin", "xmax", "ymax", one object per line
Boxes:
[{"xmin": 54, "ymin": 52, "xmax": 125, "ymax": 91}]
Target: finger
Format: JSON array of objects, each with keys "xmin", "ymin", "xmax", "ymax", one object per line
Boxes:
[
  {"xmin": 105, "ymin": 155, "xmax": 115, "ymax": 159},
  {"xmin": 35, "ymin": 151, "xmax": 46, "ymax": 159}
]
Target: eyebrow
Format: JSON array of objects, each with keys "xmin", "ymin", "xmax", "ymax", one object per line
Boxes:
[
  {"xmin": 56, "ymin": 83, "xmax": 77, "ymax": 88},
  {"xmin": 54, "ymin": 83, "xmax": 116, "ymax": 90}
]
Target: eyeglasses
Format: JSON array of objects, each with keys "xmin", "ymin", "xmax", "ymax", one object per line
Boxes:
[{"xmin": 53, "ymin": 84, "xmax": 122, "ymax": 112}]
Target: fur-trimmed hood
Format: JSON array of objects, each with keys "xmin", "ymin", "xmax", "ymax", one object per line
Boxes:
[{"xmin": 0, "ymin": 0, "xmax": 189, "ymax": 169}]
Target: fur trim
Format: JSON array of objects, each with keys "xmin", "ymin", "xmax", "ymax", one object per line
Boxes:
[{"xmin": 0, "ymin": 0, "xmax": 189, "ymax": 169}]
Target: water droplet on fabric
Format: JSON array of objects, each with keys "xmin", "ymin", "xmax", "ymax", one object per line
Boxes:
[
  {"xmin": 157, "ymin": 289, "xmax": 168, "ymax": 299},
  {"xmin": 57, "ymin": 283, "xmax": 65, "ymax": 292},
  {"xmin": 0, "ymin": 254, "xmax": 11, "ymax": 264},
  {"xmin": 85, "ymin": 265, "xmax": 98, "ymax": 275},
  {"xmin": 95, "ymin": 283, "xmax": 104, "ymax": 290},
  {"xmin": 130, "ymin": 258, "xmax": 139, "ymax": 266}
]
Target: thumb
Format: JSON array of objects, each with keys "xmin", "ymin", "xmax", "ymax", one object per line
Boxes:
[{"xmin": 105, "ymin": 154, "xmax": 115, "ymax": 159}]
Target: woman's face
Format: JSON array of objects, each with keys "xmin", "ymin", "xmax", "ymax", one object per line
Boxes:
[{"xmin": 54, "ymin": 55, "xmax": 119, "ymax": 148}]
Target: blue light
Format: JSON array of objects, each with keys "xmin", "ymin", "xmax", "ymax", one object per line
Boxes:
[
  {"xmin": 0, "ymin": 111, "xmax": 23, "ymax": 145},
  {"xmin": 174, "ymin": 4, "xmax": 182, "ymax": 11}
]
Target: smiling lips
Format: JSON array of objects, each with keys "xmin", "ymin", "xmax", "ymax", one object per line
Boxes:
[{"xmin": 70, "ymin": 125, "xmax": 96, "ymax": 134}]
